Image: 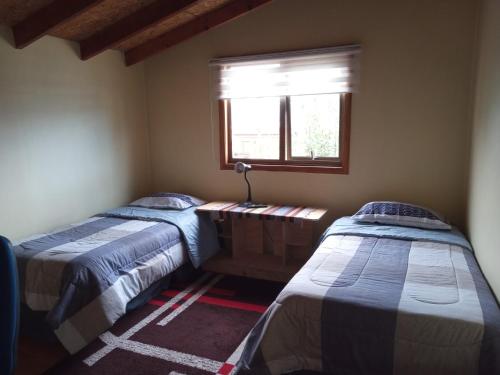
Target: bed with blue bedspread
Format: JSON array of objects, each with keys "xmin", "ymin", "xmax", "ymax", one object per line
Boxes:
[
  {"xmin": 14, "ymin": 204, "xmax": 219, "ymax": 354},
  {"xmin": 238, "ymin": 217, "xmax": 500, "ymax": 374}
]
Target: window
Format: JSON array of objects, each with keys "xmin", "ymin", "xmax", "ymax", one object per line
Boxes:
[{"xmin": 212, "ymin": 45, "xmax": 359, "ymax": 173}]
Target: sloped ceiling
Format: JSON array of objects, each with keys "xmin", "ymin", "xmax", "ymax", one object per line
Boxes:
[{"xmin": 0, "ymin": 0, "xmax": 272, "ymax": 65}]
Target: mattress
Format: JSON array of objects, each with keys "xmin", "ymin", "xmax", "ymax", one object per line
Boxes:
[{"xmin": 238, "ymin": 218, "xmax": 500, "ymax": 374}]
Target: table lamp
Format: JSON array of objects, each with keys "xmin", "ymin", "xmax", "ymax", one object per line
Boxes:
[{"xmin": 234, "ymin": 162, "xmax": 267, "ymax": 208}]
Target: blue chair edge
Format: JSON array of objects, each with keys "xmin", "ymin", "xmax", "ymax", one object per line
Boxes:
[{"xmin": 0, "ymin": 235, "xmax": 20, "ymax": 375}]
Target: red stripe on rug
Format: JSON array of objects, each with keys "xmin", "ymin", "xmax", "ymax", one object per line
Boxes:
[
  {"xmin": 198, "ymin": 296, "xmax": 267, "ymax": 313},
  {"xmin": 217, "ymin": 363, "xmax": 235, "ymax": 375},
  {"xmin": 159, "ymin": 288, "xmax": 237, "ymax": 298},
  {"xmin": 161, "ymin": 291, "xmax": 267, "ymax": 313},
  {"xmin": 162, "ymin": 290, "xmax": 182, "ymax": 297},
  {"xmin": 148, "ymin": 299, "xmax": 181, "ymax": 309}
]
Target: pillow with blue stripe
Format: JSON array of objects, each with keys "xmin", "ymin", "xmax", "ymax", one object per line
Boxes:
[
  {"xmin": 352, "ymin": 201, "xmax": 451, "ymax": 230},
  {"xmin": 129, "ymin": 193, "xmax": 205, "ymax": 210}
]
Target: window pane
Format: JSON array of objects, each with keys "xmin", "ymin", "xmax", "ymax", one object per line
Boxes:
[
  {"xmin": 230, "ymin": 97, "xmax": 280, "ymax": 160},
  {"xmin": 290, "ymin": 94, "xmax": 340, "ymax": 158}
]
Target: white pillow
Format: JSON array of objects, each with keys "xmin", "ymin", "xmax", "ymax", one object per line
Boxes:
[{"xmin": 129, "ymin": 193, "xmax": 205, "ymax": 210}]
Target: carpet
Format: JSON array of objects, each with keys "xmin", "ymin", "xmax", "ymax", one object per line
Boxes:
[{"xmin": 46, "ymin": 273, "xmax": 284, "ymax": 375}]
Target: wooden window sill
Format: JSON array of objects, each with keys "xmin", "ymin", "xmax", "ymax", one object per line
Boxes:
[{"xmin": 221, "ymin": 161, "xmax": 348, "ymax": 174}]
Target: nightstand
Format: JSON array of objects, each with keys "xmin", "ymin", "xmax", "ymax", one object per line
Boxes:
[{"xmin": 197, "ymin": 202, "xmax": 327, "ymax": 282}]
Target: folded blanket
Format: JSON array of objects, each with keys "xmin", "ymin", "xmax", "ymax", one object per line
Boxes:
[{"xmin": 99, "ymin": 206, "xmax": 219, "ymax": 268}]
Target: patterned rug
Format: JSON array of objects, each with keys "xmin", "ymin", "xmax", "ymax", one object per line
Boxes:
[{"xmin": 46, "ymin": 273, "xmax": 283, "ymax": 375}]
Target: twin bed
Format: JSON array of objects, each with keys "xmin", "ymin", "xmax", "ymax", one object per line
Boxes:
[
  {"xmin": 14, "ymin": 194, "xmax": 219, "ymax": 353},
  {"xmin": 12, "ymin": 198, "xmax": 500, "ymax": 374},
  {"xmin": 238, "ymin": 204, "xmax": 500, "ymax": 374}
]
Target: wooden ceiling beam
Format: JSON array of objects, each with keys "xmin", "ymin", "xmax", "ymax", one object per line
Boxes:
[
  {"xmin": 80, "ymin": 0, "xmax": 199, "ymax": 61},
  {"xmin": 124, "ymin": 0, "xmax": 273, "ymax": 66},
  {"xmin": 12, "ymin": 0, "xmax": 105, "ymax": 49}
]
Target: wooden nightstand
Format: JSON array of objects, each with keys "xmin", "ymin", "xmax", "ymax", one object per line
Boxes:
[{"xmin": 197, "ymin": 202, "xmax": 327, "ymax": 282}]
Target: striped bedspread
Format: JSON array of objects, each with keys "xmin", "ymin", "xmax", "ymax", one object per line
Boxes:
[
  {"xmin": 238, "ymin": 218, "xmax": 500, "ymax": 374},
  {"xmin": 14, "ymin": 207, "xmax": 218, "ymax": 353}
]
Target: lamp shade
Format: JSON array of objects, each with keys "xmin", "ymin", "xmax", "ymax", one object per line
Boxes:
[{"xmin": 234, "ymin": 161, "xmax": 251, "ymax": 174}]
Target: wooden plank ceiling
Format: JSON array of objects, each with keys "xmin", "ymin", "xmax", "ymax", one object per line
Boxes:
[{"xmin": 0, "ymin": 0, "xmax": 272, "ymax": 65}]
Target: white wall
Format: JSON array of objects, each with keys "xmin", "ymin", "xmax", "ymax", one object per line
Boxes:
[
  {"xmin": 468, "ymin": 0, "xmax": 500, "ymax": 299},
  {"xmin": 1, "ymin": 0, "xmax": 497, "ymax": 300},
  {"xmin": 144, "ymin": 0, "xmax": 478, "ymax": 230},
  {"xmin": 0, "ymin": 26, "xmax": 151, "ymax": 240}
]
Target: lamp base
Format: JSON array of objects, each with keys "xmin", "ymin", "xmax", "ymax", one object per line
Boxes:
[{"xmin": 238, "ymin": 202, "xmax": 268, "ymax": 209}]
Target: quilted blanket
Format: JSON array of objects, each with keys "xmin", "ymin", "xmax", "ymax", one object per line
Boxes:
[
  {"xmin": 15, "ymin": 207, "xmax": 218, "ymax": 353},
  {"xmin": 238, "ymin": 218, "xmax": 500, "ymax": 374}
]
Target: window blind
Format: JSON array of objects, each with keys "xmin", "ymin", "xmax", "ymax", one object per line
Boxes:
[{"xmin": 210, "ymin": 45, "xmax": 360, "ymax": 99}]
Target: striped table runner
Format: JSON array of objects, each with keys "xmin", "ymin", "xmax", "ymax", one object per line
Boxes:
[{"xmin": 196, "ymin": 202, "xmax": 327, "ymax": 223}]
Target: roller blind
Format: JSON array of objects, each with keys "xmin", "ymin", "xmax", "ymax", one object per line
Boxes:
[{"xmin": 210, "ymin": 45, "xmax": 360, "ymax": 99}]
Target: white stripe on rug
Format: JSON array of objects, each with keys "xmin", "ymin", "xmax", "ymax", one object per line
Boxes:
[
  {"xmin": 156, "ymin": 274, "xmax": 224, "ymax": 326},
  {"xmin": 83, "ymin": 272, "xmax": 220, "ymax": 367},
  {"xmin": 216, "ymin": 332, "xmax": 250, "ymax": 375},
  {"xmin": 99, "ymin": 332, "xmax": 223, "ymax": 373}
]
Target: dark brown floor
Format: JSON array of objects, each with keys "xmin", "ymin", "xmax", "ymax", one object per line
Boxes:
[{"xmin": 16, "ymin": 336, "xmax": 68, "ymax": 375}]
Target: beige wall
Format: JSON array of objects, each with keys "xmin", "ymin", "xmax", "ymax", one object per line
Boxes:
[
  {"xmin": 0, "ymin": 26, "xmax": 151, "ymax": 240},
  {"xmin": 1, "ymin": 0, "xmax": 495, "ymax": 292},
  {"xmin": 145, "ymin": 0, "xmax": 477, "ymax": 230},
  {"xmin": 468, "ymin": 0, "xmax": 500, "ymax": 298}
]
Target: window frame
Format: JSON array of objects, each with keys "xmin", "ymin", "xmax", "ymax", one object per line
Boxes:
[{"xmin": 219, "ymin": 93, "xmax": 351, "ymax": 174}]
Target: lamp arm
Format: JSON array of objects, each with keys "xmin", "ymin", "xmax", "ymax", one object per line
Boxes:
[{"xmin": 244, "ymin": 170, "xmax": 252, "ymax": 203}]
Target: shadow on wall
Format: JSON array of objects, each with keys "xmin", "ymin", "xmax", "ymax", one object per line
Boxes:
[
  {"xmin": 0, "ymin": 25, "xmax": 15, "ymax": 47},
  {"xmin": 0, "ymin": 25, "xmax": 81, "ymax": 58}
]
